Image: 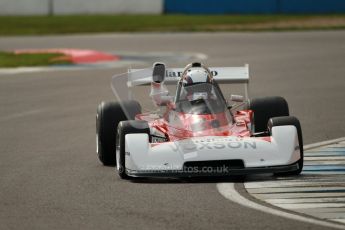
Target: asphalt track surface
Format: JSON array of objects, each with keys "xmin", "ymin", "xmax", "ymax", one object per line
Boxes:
[{"xmin": 0, "ymin": 31, "xmax": 344, "ymax": 230}]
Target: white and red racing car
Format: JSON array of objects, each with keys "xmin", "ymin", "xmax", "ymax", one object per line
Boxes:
[{"xmin": 96, "ymin": 62, "xmax": 303, "ymax": 179}]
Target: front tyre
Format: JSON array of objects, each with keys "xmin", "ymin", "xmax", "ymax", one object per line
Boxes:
[
  {"xmin": 96, "ymin": 101, "xmax": 141, "ymax": 166},
  {"xmin": 269, "ymin": 116, "xmax": 304, "ymax": 176},
  {"xmin": 117, "ymin": 120, "xmax": 150, "ymax": 179}
]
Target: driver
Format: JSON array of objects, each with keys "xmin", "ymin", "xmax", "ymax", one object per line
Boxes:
[
  {"xmin": 179, "ymin": 63, "xmax": 214, "ymax": 102},
  {"xmin": 150, "ymin": 62, "xmax": 216, "ymax": 106}
]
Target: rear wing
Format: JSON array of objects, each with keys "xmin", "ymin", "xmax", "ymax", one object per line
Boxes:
[{"xmin": 127, "ymin": 64, "xmax": 250, "ymax": 87}]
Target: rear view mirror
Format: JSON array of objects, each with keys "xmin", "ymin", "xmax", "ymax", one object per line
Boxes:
[{"xmin": 152, "ymin": 62, "xmax": 166, "ymax": 83}]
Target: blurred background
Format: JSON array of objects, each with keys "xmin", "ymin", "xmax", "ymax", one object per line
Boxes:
[
  {"xmin": 0, "ymin": 0, "xmax": 345, "ymax": 15},
  {"xmin": 0, "ymin": 0, "xmax": 344, "ymax": 36}
]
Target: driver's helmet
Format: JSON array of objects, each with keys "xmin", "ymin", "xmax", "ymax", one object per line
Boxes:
[{"xmin": 180, "ymin": 63, "xmax": 213, "ymax": 101}]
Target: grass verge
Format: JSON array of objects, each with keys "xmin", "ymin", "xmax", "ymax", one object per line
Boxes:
[
  {"xmin": 0, "ymin": 14, "xmax": 344, "ymax": 35},
  {"xmin": 0, "ymin": 52, "xmax": 71, "ymax": 68}
]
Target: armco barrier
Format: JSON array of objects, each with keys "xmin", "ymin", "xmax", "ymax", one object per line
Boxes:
[{"xmin": 164, "ymin": 0, "xmax": 345, "ymax": 14}]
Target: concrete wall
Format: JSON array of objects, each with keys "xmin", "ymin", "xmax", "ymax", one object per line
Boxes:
[
  {"xmin": 54, "ymin": 0, "xmax": 163, "ymax": 15},
  {"xmin": 0, "ymin": 0, "xmax": 163, "ymax": 15},
  {"xmin": 0, "ymin": 0, "xmax": 50, "ymax": 15}
]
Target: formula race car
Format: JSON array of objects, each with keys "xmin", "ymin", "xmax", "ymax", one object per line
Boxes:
[{"xmin": 96, "ymin": 62, "xmax": 303, "ymax": 179}]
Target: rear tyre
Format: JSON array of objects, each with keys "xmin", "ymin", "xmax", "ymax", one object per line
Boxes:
[
  {"xmin": 116, "ymin": 120, "xmax": 150, "ymax": 179},
  {"xmin": 246, "ymin": 96, "xmax": 289, "ymax": 132},
  {"xmin": 96, "ymin": 101, "xmax": 141, "ymax": 166},
  {"xmin": 268, "ymin": 116, "xmax": 304, "ymax": 176}
]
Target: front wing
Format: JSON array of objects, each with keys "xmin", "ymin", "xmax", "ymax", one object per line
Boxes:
[{"xmin": 124, "ymin": 126, "xmax": 301, "ymax": 177}]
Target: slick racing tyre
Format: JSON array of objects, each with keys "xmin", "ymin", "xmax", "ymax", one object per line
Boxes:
[
  {"xmin": 96, "ymin": 100, "xmax": 141, "ymax": 166},
  {"xmin": 116, "ymin": 120, "xmax": 150, "ymax": 179},
  {"xmin": 268, "ymin": 116, "xmax": 304, "ymax": 176},
  {"xmin": 246, "ymin": 96, "xmax": 289, "ymax": 132}
]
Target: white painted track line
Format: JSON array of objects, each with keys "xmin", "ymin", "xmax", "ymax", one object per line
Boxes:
[
  {"xmin": 304, "ymin": 137, "xmax": 345, "ymax": 150},
  {"xmin": 266, "ymin": 197, "xmax": 345, "ymax": 204},
  {"xmin": 252, "ymin": 192, "xmax": 345, "ymax": 199},
  {"xmin": 217, "ymin": 183, "xmax": 345, "ymax": 229},
  {"xmin": 333, "ymin": 219, "xmax": 345, "ymax": 224},
  {"xmin": 217, "ymin": 137, "xmax": 345, "ymax": 229}
]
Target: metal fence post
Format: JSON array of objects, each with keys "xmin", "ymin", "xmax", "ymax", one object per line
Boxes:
[{"xmin": 48, "ymin": 0, "xmax": 54, "ymax": 16}]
